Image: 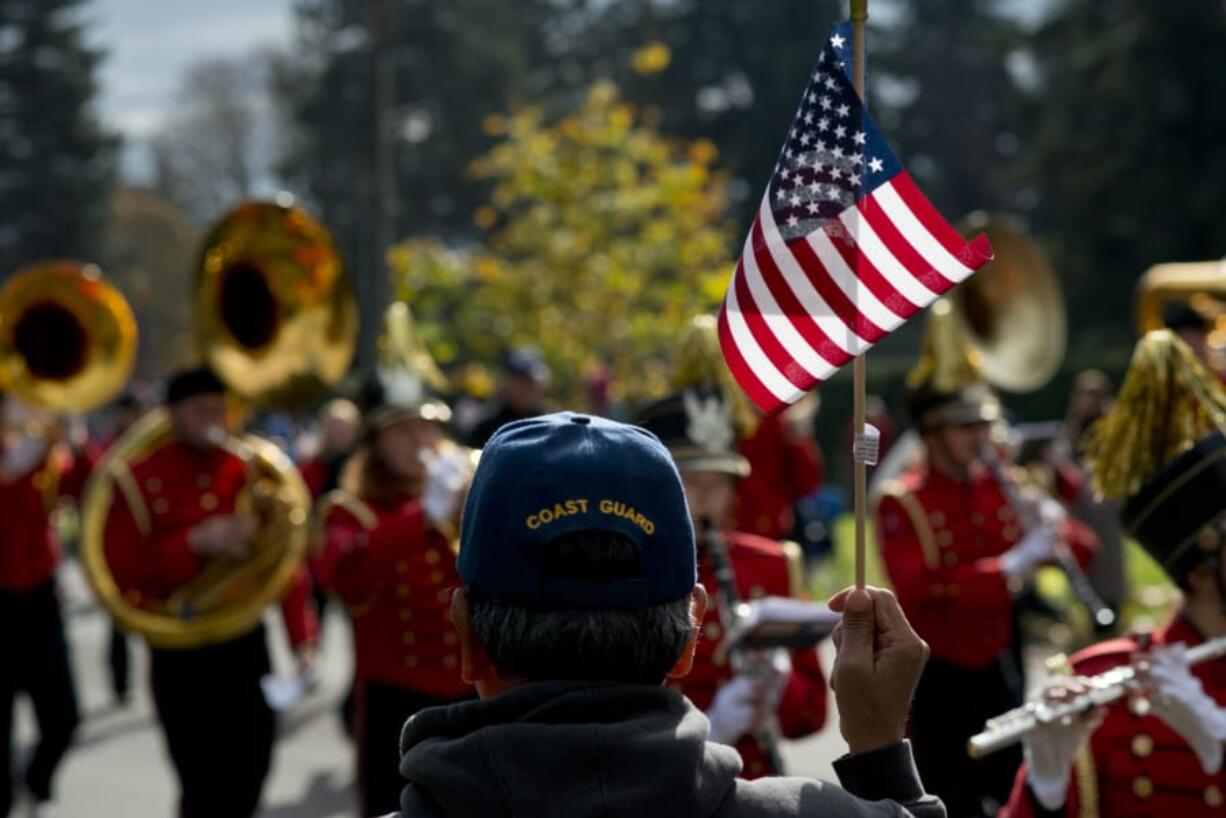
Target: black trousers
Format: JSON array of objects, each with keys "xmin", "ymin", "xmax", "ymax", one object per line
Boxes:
[
  {"xmin": 0, "ymin": 581, "xmax": 80, "ymax": 815},
  {"xmin": 356, "ymin": 681, "xmax": 468, "ymax": 817},
  {"xmin": 108, "ymin": 620, "xmax": 131, "ymax": 701},
  {"xmin": 909, "ymin": 654, "xmax": 1024, "ymax": 818},
  {"xmin": 149, "ymin": 625, "xmax": 275, "ymax": 818}
]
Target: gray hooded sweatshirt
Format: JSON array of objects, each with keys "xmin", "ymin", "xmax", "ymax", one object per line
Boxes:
[{"xmin": 394, "ymin": 681, "xmax": 944, "ymax": 818}]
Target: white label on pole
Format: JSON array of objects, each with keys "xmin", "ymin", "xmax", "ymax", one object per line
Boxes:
[{"xmin": 853, "ymin": 424, "xmax": 881, "ymax": 466}]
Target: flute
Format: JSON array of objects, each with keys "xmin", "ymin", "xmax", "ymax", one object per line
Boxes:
[
  {"xmin": 980, "ymin": 446, "xmax": 1116, "ymax": 629},
  {"xmin": 968, "ymin": 636, "xmax": 1226, "ymax": 758}
]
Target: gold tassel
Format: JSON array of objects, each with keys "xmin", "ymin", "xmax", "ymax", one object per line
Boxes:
[
  {"xmin": 1083, "ymin": 329, "xmax": 1226, "ymax": 500},
  {"xmin": 906, "ymin": 298, "xmax": 984, "ymax": 392},
  {"xmin": 672, "ymin": 314, "xmax": 758, "ymax": 435}
]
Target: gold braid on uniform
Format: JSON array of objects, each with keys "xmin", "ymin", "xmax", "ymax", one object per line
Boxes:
[{"xmin": 1083, "ymin": 329, "xmax": 1226, "ymax": 501}]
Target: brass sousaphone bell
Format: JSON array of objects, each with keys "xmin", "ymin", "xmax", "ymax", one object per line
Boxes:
[
  {"xmin": 950, "ymin": 212, "xmax": 1066, "ymax": 392},
  {"xmin": 0, "ymin": 260, "xmax": 137, "ymax": 413},
  {"xmin": 80, "ymin": 199, "xmax": 358, "ymax": 649}
]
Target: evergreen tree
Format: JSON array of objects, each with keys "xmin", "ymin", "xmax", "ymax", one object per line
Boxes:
[
  {"xmin": 867, "ymin": 0, "xmax": 1027, "ymax": 218},
  {"xmin": 0, "ymin": 0, "xmax": 117, "ymax": 275},
  {"xmin": 1023, "ymin": 0, "xmax": 1226, "ymax": 341}
]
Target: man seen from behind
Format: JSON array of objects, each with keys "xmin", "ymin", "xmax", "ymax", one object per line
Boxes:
[{"xmin": 390, "ymin": 412, "xmax": 943, "ymax": 817}]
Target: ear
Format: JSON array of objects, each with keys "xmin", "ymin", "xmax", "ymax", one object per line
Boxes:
[
  {"xmin": 666, "ymin": 584, "xmax": 709, "ymax": 681},
  {"xmin": 449, "ymin": 587, "xmax": 501, "ymax": 698}
]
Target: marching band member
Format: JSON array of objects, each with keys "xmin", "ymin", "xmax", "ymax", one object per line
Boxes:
[
  {"xmin": 1002, "ymin": 330, "xmax": 1226, "ymax": 817},
  {"xmin": 316, "ymin": 375, "xmax": 473, "ymax": 817},
  {"xmin": 637, "ymin": 387, "xmax": 828, "ymax": 779},
  {"xmin": 671, "ymin": 315, "xmax": 824, "ymax": 542},
  {"xmin": 0, "ymin": 396, "xmax": 88, "ymax": 818},
  {"xmin": 874, "ymin": 317, "xmax": 1096, "ymax": 817},
  {"xmin": 100, "ymin": 367, "xmax": 318, "ymax": 818}
]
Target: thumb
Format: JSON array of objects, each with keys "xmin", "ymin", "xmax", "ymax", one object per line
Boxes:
[{"xmin": 837, "ymin": 588, "xmax": 875, "ymax": 664}]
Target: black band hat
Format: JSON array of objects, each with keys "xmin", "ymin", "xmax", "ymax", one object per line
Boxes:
[
  {"xmin": 164, "ymin": 367, "xmax": 225, "ymax": 405},
  {"xmin": 636, "ymin": 387, "xmax": 750, "ymax": 477}
]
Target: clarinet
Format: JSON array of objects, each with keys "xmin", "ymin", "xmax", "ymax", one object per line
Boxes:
[
  {"xmin": 979, "ymin": 447, "xmax": 1116, "ymax": 629},
  {"xmin": 968, "ymin": 635, "xmax": 1226, "ymax": 758},
  {"xmin": 702, "ymin": 518, "xmax": 787, "ymax": 775}
]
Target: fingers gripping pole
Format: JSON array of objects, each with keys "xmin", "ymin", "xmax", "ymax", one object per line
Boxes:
[{"xmin": 850, "ymin": 0, "xmax": 870, "ymax": 590}]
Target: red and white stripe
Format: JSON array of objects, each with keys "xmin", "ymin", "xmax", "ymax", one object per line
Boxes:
[{"xmin": 718, "ymin": 171, "xmax": 993, "ymax": 413}]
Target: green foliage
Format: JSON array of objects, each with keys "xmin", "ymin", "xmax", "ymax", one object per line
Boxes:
[
  {"xmin": 1022, "ymin": 0, "xmax": 1226, "ymax": 343},
  {"xmin": 275, "ymin": 0, "xmax": 557, "ymax": 278},
  {"xmin": 0, "ymin": 0, "xmax": 117, "ymax": 275},
  {"xmin": 389, "ymin": 84, "xmax": 734, "ymax": 407},
  {"xmin": 868, "ymin": 0, "xmax": 1027, "ymax": 217}
]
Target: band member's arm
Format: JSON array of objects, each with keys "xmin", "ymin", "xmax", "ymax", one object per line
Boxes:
[
  {"xmin": 103, "ymin": 477, "xmax": 201, "ymax": 600},
  {"xmin": 1057, "ymin": 516, "xmax": 1098, "ymax": 570},
  {"xmin": 278, "ymin": 565, "xmax": 319, "ymax": 649},
  {"xmin": 999, "ymin": 757, "xmax": 1083, "ymax": 817},
  {"xmin": 876, "ymin": 493, "xmax": 1010, "ymax": 614}
]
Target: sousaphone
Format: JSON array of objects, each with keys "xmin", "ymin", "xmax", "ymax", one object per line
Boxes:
[{"xmin": 80, "ymin": 199, "xmax": 357, "ymax": 649}]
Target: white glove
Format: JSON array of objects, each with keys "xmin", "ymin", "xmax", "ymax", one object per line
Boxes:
[
  {"xmin": 1022, "ymin": 678, "xmax": 1104, "ymax": 810},
  {"xmin": 1143, "ymin": 644, "xmax": 1226, "ymax": 774},
  {"xmin": 1000, "ymin": 526, "xmax": 1055, "ymax": 580},
  {"xmin": 1037, "ymin": 497, "xmax": 1067, "ymax": 527},
  {"xmin": 706, "ymin": 675, "xmax": 758, "ymax": 745},
  {"xmin": 421, "ymin": 448, "xmax": 469, "ymax": 527}
]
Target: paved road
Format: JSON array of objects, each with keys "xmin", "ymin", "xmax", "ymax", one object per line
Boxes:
[{"xmin": 15, "ymin": 561, "xmax": 845, "ymax": 817}]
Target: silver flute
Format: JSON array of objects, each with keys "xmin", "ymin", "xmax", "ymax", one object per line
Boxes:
[{"xmin": 968, "ymin": 636, "xmax": 1226, "ymax": 758}]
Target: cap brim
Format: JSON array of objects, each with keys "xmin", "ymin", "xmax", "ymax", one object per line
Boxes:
[
  {"xmin": 670, "ymin": 447, "xmax": 751, "ymax": 477},
  {"xmin": 927, "ymin": 400, "xmax": 1002, "ymax": 427},
  {"xmin": 368, "ymin": 401, "xmax": 453, "ymax": 431}
]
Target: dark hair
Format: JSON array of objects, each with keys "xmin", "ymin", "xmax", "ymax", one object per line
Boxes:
[
  {"xmin": 468, "ymin": 531, "xmax": 695, "ymax": 684},
  {"xmin": 340, "ymin": 445, "xmax": 419, "ymax": 504}
]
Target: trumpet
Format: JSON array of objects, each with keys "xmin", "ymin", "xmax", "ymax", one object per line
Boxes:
[
  {"xmin": 968, "ymin": 636, "xmax": 1226, "ymax": 758},
  {"xmin": 979, "ymin": 446, "xmax": 1116, "ymax": 629}
]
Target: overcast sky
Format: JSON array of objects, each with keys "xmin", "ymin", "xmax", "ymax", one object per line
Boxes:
[
  {"xmin": 89, "ymin": 0, "xmax": 295, "ymax": 179},
  {"xmin": 87, "ymin": 0, "xmax": 1054, "ymax": 182}
]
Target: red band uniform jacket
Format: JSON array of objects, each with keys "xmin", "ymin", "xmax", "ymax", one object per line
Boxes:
[
  {"xmin": 875, "ymin": 463, "xmax": 1096, "ymax": 668},
  {"xmin": 1002, "ymin": 615, "xmax": 1226, "ymax": 818},
  {"xmin": 316, "ymin": 492, "xmax": 470, "ymax": 699},
  {"xmin": 0, "ymin": 443, "xmax": 89, "ymax": 591},
  {"xmin": 675, "ymin": 531, "xmax": 828, "ymax": 779},
  {"xmin": 102, "ymin": 440, "xmax": 318, "ymax": 648}
]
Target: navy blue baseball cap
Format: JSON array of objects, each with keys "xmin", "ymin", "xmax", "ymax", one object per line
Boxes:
[{"xmin": 458, "ymin": 412, "xmax": 696, "ymax": 609}]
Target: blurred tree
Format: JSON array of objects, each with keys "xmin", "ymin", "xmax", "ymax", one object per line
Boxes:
[
  {"xmin": 0, "ymin": 0, "xmax": 117, "ymax": 275},
  {"xmin": 388, "ymin": 84, "xmax": 734, "ymax": 407},
  {"xmin": 1022, "ymin": 0, "xmax": 1226, "ymax": 342},
  {"xmin": 100, "ymin": 188, "xmax": 198, "ymax": 378},
  {"xmin": 531, "ymin": 0, "xmax": 839, "ymax": 227},
  {"xmin": 150, "ymin": 54, "xmax": 277, "ymax": 226},
  {"xmin": 866, "ymin": 0, "xmax": 1027, "ymax": 217},
  {"xmin": 274, "ymin": 0, "xmax": 555, "ymax": 272}
]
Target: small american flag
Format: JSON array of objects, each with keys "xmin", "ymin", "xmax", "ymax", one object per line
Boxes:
[{"xmin": 718, "ymin": 22, "xmax": 994, "ymax": 412}]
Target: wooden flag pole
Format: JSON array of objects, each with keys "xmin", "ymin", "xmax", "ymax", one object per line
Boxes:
[{"xmin": 850, "ymin": 0, "xmax": 869, "ymax": 590}]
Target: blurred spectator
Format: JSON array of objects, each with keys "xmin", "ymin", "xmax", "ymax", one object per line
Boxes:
[
  {"xmin": 467, "ymin": 348, "xmax": 553, "ymax": 447},
  {"xmin": 299, "ymin": 398, "xmax": 361, "ymax": 499}
]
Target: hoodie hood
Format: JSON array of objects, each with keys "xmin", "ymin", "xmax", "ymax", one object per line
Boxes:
[{"xmin": 399, "ymin": 681, "xmax": 742, "ymax": 818}]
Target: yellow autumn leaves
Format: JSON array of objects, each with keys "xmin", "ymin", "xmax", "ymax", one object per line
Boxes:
[{"xmin": 388, "ymin": 82, "xmax": 735, "ymax": 408}]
